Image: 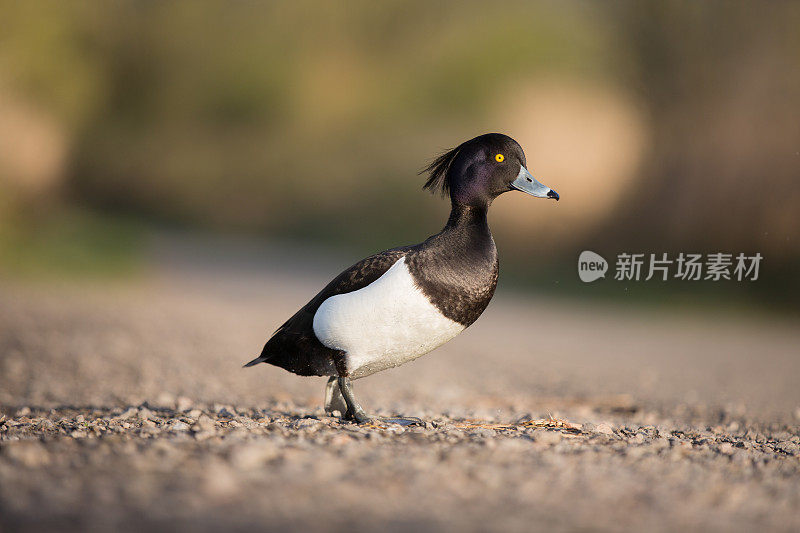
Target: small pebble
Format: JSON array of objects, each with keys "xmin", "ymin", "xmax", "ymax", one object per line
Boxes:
[
  {"xmin": 595, "ymin": 422, "xmax": 615, "ymax": 436},
  {"xmin": 119, "ymin": 408, "xmax": 138, "ymax": 420},
  {"xmin": 194, "ymin": 415, "xmax": 216, "ymax": 432},
  {"xmin": 176, "ymin": 397, "xmax": 194, "ymax": 412},
  {"xmin": 718, "ymin": 443, "xmax": 734, "ymax": 455}
]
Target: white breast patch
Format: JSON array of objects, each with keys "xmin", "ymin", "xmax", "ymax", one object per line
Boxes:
[{"xmin": 312, "ymin": 256, "xmax": 465, "ymax": 378}]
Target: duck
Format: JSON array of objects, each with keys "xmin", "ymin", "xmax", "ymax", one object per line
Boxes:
[{"xmin": 245, "ymin": 133, "xmax": 559, "ymax": 424}]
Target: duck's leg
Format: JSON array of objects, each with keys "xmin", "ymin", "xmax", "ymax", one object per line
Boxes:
[
  {"xmin": 337, "ymin": 377, "xmax": 371, "ymax": 423},
  {"xmin": 336, "ymin": 377, "xmax": 425, "ymax": 426},
  {"xmin": 324, "ymin": 376, "xmax": 348, "ymax": 415}
]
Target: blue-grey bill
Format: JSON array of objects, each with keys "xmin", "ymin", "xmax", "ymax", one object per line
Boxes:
[{"xmin": 510, "ymin": 166, "xmax": 559, "ymax": 200}]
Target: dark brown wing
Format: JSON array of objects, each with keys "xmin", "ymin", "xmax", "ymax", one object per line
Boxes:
[{"xmin": 244, "ymin": 246, "xmax": 411, "ymax": 376}]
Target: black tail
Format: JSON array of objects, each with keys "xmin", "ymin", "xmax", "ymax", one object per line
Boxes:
[{"xmin": 243, "ymin": 355, "xmax": 268, "ymax": 368}]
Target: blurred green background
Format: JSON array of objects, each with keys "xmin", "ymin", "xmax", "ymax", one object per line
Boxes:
[{"xmin": 1, "ymin": 1, "xmax": 798, "ymax": 310}]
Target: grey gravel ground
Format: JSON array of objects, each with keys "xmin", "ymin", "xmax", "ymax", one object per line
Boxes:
[{"xmin": 1, "ymin": 243, "xmax": 799, "ymax": 532}]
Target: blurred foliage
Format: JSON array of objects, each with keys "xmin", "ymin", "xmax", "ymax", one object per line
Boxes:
[
  {"xmin": 597, "ymin": 3, "xmax": 800, "ymax": 258},
  {"xmin": 1, "ymin": 1, "xmax": 616, "ymax": 237},
  {"xmin": 1, "ymin": 1, "xmax": 799, "ymax": 309},
  {"xmin": 0, "ymin": 207, "xmax": 143, "ymax": 279}
]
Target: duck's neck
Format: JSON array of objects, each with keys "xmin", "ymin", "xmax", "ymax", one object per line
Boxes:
[
  {"xmin": 425, "ymin": 201, "xmax": 495, "ymax": 274},
  {"xmin": 444, "ymin": 202, "xmax": 490, "ymax": 233}
]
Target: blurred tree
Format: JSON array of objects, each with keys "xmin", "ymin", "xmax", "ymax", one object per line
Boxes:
[
  {"xmin": 1, "ymin": 1, "xmax": 798, "ymax": 306},
  {"xmin": 601, "ymin": 2, "xmax": 800, "ymax": 259}
]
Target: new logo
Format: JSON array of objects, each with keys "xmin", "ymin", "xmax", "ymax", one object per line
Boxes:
[{"xmin": 578, "ymin": 251, "xmax": 608, "ymax": 283}]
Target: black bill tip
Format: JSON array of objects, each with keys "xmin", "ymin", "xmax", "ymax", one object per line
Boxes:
[{"xmin": 547, "ymin": 189, "xmax": 560, "ymax": 201}]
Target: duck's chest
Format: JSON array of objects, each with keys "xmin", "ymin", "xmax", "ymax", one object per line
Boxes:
[
  {"xmin": 406, "ymin": 235, "xmax": 499, "ymax": 327},
  {"xmin": 312, "ymin": 252, "xmax": 497, "ymax": 378}
]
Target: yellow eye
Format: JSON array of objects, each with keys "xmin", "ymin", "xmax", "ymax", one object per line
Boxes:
[{"xmin": 495, "ymin": 153, "xmax": 505, "ymax": 162}]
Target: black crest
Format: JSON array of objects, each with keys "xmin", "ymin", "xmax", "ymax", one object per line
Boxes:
[{"xmin": 420, "ymin": 144, "xmax": 462, "ymax": 197}]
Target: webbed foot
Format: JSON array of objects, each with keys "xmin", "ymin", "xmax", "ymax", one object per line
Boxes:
[{"xmin": 334, "ymin": 377, "xmax": 425, "ymax": 426}]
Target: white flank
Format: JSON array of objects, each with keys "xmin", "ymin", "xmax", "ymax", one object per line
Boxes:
[{"xmin": 312, "ymin": 256, "xmax": 465, "ymax": 378}]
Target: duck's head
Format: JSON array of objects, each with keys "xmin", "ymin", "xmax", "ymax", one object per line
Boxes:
[{"xmin": 422, "ymin": 133, "xmax": 559, "ymax": 207}]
